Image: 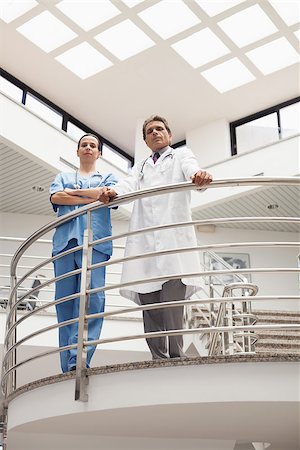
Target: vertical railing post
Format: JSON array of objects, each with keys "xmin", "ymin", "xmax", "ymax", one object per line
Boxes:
[
  {"xmin": 75, "ymin": 211, "xmax": 93, "ymax": 401},
  {"xmin": 4, "ymin": 276, "xmax": 18, "ymax": 397}
]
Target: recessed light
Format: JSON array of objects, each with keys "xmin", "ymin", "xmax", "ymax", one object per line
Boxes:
[
  {"xmin": 194, "ymin": 0, "xmax": 245, "ymax": 17},
  {"xmin": 246, "ymin": 37, "xmax": 300, "ymax": 75},
  {"xmin": 138, "ymin": 0, "xmax": 200, "ymax": 40},
  {"xmin": 201, "ymin": 57, "xmax": 255, "ymax": 93},
  {"xmin": 268, "ymin": 0, "xmax": 300, "ymax": 26},
  {"xmin": 56, "ymin": 0, "xmax": 121, "ymax": 31},
  {"xmin": 56, "ymin": 42, "xmax": 113, "ymax": 79},
  {"xmin": 17, "ymin": 11, "xmax": 77, "ymax": 53},
  {"xmin": 94, "ymin": 19, "xmax": 155, "ymax": 61},
  {"xmin": 0, "ymin": 0, "xmax": 38, "ymax": 23},
  {"xmin": 32, "ymin": 186, "xmax": 45, "ymax": 192},
  {"xmin": 218, "ymin": 4, "xmax": 278, "ymax": 48},
  {"xmin": 172, "ymin": 28, "xmax": 230, "ymax": 68}
]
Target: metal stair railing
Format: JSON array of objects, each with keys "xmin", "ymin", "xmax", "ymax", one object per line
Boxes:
[{"xmin": 0, "ymin": 176, "xmax": 299, "ymax": 406}]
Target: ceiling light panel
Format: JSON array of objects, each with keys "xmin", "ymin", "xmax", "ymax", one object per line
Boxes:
[
  {"xmin": 0, "ymin": 0, "xmax": 38, "ymax": 23},
  {"xmin": 56, "ymin": 0, "xmax": 121, "ymax": 31},
  {"xmin": 55, "ymin": 42, "xmax": 113, "ymax": 79},
  {"xmin": 171, "ymin": 28, "xmax": 230, "ymax": 68},
  {"xmin": 201, "ymin": 57, "xmax": 255, "ymax": 93},
  {"xmin": 94, "ymin": 19, "xmax": 155, "ymax": 61},
  {"xmin": 246, "ymin": 37, "xmax": 300, "ymax": 75},
  {"xmin": 268, "ymin": 0, "xmax": 300, "ymax": 26},
  {"xmin": 194, "ymin": 0, "xmax": 245, "ymax": 17},
  {"xmin": 138, "ymin": 0, "xmax": 200, "ymax": 40},
  {"xmin": 218, "ymin": 4, "xmax": 278, "ymax": 47},
  {"xmin": 17, "ymin": 11, "xmax": 77, "ymax": 53}
]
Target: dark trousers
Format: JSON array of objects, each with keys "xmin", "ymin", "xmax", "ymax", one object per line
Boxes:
[{"xmin": 139, "ymin": 279, "xmax": 186, "ymax": 359}]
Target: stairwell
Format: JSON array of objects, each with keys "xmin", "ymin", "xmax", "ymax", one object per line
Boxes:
[{"xmin": 254, "ymin": 310, "xmax": 300, "ymax": 355}]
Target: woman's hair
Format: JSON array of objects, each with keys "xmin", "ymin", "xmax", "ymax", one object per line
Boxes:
[
  {"xmin": 77, "ymin": 133, "xmax": 101, "ymax": 151},
  {"xmin": 142, "ymin": 115, "xmax": 171, "ymax": 140}
]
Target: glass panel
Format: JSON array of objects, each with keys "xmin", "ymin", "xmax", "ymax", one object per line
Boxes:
[
  {"xmin": 0, "ymin": 76, "xmax": 23, "ymax": 102},
  {"xmin": 235, "ymin": 113, "xmax": 279, "ymax": 153},
  {"xmin": 280, "ymin": 102, "xmax": 300, "ymax": 138},
  {"xmin": 26, "ymin": 94, "xmax": 62, "ymax": 128},
  {"xmin": 102, "ymin": 143, "xmax": 130, "ymax": 172},
  {"xmin": 67, "ymin": 122, "xmax": 86, "ymax": 141}
]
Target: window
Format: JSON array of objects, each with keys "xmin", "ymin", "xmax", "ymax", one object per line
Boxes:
[
  {"xmin": 230, "ymin": 97, "xmax": 300, "ymax": 155},
  {"xmin": 67, "ymin": 121, "xmax": 86, "ymax": 141},
  {"xmin": 102, "ymin": 143, "xmax": 130, "ymax": 172},
  {"xmin": 26, "ymin": 93, "xmax": 63, "ymax": 128},
  {"xmin": 0, "ymin": 75, "xmax": 23, "ymax": 102}
]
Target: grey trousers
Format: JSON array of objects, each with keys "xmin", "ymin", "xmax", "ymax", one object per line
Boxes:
[{"xmin": 138, "ymin": 279, "xmax": 187, "ymax": 359}]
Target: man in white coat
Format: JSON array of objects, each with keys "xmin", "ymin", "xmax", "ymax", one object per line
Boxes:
[{"xmin": 101, "ymin": 115, "xmax": 212, "ymax": 359}]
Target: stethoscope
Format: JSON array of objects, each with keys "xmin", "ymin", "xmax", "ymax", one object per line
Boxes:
[
  {"xmin": 73, "ymin": 170, "xmax": 103, "ymax": 189},
  {"xmin": 138, "ymin": 151, "xmax": 174, "ymax": 180}
]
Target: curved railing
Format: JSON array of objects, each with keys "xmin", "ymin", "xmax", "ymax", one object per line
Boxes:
[{"xmin": 1, "ymin": 177, "xmax": 300, "ymax": 403}]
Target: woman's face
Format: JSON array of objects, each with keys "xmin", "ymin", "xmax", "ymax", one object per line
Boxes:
[{"xmin": 77, "ymin": 136, "xmax": 100, "ymax": 162}]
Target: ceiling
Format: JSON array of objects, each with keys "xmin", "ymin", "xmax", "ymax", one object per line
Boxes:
[
  {"xmin": 1, "ymin": 139, "xmax": 299, "ymax": 232},
  {"xmin": 0, "ymin": 0, "xmax": 299, "ymax": 156}
]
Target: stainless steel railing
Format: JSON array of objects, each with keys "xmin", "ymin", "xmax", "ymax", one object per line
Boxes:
[{"xmin": 1, "ymin": 177, "xmax": 299, "ymax": 404}]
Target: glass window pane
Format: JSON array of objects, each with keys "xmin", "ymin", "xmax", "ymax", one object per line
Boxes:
[
  {"xmin": 0, "ymin": 76, "xmax": 23, "ymax": 102},
  {"xmin": 236, "ymin": 113, "xmax": 279, "ymax": 153},
  {"xmin": 280, "ymin": 102, "xmax": 300, "ymax": 138},
  {"xmin": 26, "ymin": 94, "xmax": 62, "ymax": 128},
  {"xmin": 102, "ymin": 143, "xmax": 130, "ymax": 172},
  {"xmin": 67, "ymin": 122, "xmax": 86, "ymax": 141}
]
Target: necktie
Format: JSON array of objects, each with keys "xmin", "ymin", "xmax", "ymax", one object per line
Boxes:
[{"xmin": 152, "ymin": 152, "xmax": 160, "ymax": 164}]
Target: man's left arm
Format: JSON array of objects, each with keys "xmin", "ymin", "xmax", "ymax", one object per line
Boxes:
[{"xmin": 180, "ymin": 148, "xmax": 213, "ymax": 187}]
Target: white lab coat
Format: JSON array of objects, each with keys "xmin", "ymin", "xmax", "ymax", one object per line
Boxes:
[{"xmin": 114, "ymin": 146, "xmax": 202, "ymax": 304}]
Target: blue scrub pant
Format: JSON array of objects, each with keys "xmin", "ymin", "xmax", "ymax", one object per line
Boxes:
[{"xmin": 53, "ymin": 239, "xmax": 109, "ymax": 373}]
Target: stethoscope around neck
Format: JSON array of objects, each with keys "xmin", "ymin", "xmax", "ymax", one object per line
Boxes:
[
  {"xmin": 73, "ymin": 170, "xmax": 103, "ymax": 189},
  {"xmin": 138, "ymin": 151, "xmax": 174, "ymax": 180}
]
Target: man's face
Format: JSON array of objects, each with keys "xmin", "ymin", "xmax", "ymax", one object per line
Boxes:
[
  {"xmin": 144, "ymin": 121, "xmax": 172, "ymax": 152},
  {"xmin": 77, "ymin": 136, "xmax": 100, "ymax": 162}
]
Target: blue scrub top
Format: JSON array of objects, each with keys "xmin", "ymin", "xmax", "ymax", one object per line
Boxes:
[{"xmin": 50, "ymin": 171, "xmax": 118, "ymax": 256}]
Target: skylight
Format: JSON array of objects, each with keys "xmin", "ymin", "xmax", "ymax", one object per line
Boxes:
[
  {"xmin": 56, "ymin": 0, "xmax": 121, "ymax": 31},
  {"xmin": 171, "ymin": 28, "xmax": 230, "ymax": 68},
  {"xmin": 0, "ymin": 0, "xmax": 38, "ymax": 23},
  {"xmin": 218, "ymin": 4, "xmax": 278, "ymax": 48},
  {"xmin": 246, "ymin": 37, "xmax": 300, "ymax": 75},
  {"xmin": 55, "ymin": 42, "xmax": 113, "ymax": 79},
  {"xmin": 268, "ymin": 0, "xmax": 300, "ymax": 26},
  {"xmin": 201, "ymin": 57, "xmax": 255, "ymax": 93},
  {"xmin": 138, "ymin": 0, "xmax": 200, "ymax": 40},
  {"xmin": 194, "ymin": 0, "xmax": 245, "ymax": 17},
  {"xmin": 94, "ymin": 19, "xmax": 155, "ymax": 60},
  {"xmin": 17, "ymin": 11, "xmax": 77, "ymax": 53}
]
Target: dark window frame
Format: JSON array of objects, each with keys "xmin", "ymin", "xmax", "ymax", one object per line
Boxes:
[
  {"xmin": 0, "ymin": 67, "xmax": 134, "ymax": 166},
  {"xmin": 230, "ymin": 96, "xmax": 300, "ymax": 156}
]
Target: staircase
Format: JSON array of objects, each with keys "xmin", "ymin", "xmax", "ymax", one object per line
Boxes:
[{"xmin": 254, "ymin": 310, "xmax": 300, "ymax": 355}]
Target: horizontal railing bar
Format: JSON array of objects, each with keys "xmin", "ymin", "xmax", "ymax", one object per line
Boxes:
[
  {"xmin": 4, "ymin": 295, "xmax": 300, "ymax": 354},
  {"xmin": 3, "ymin": 322, "xmax": 299, "ymax": 383},
  {"xmin": 88, "ymin": 268, "xmax": 300, "ymax": 296},
  {"xmin": 10, "ymin": 177, "xmax": 300, "ymax": 275}
]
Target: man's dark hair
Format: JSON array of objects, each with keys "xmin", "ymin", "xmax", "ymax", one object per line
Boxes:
[
  {"xmin": 142, "ymin": 115, "xmax": 171, "ymax": 140},
  {"xmin": 77, "ymin": 134, "xmax": 101, "ymax": 151}
]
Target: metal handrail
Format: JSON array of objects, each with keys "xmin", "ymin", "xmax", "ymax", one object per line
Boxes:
[
  {"xmin": 9, "ymin": 177, "xmax": 300, "ymax": 276},
  {"xmin": 1, "ymin": 176, "xmax": 299, "ymax": 404}
]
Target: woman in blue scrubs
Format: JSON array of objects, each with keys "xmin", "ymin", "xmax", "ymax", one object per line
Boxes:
[{"xmin": 50, "ymin": 134, "xmax": 117, "ymax": 373}]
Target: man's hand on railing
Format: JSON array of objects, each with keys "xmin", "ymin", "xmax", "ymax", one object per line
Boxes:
[
  {"xmin": 98, "ymin": 187, "xmax": 117, "ymax": 204},
  {"xmin": 191, "ymin": 170, "xmax": 213, "ymax": 187}
]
